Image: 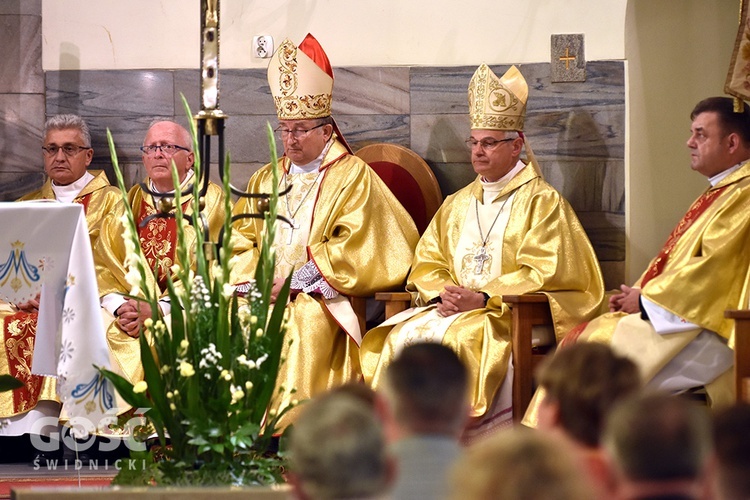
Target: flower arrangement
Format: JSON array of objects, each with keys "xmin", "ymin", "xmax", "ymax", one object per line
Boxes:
[{"xmin": 99, "ymin": 99, "xmax": 292, "ymax": 485}]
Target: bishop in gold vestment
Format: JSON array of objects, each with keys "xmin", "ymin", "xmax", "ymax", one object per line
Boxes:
[
  {"xmin": 360, "ymin": 65, "xmax": 603, "ymax": 439},
  {"xmin": 1, "ymin": 115, "xmax": 121, "ymax": 434},
  {"xmin": 233, "ymin": 34, "xmax": 418, "ymax": 427},
  {"xmin": 525, "ymin": 98, "xmax": 750, "ymax": 418}
]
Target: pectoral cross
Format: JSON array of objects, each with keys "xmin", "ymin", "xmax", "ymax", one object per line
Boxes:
[
  {"xmin": 473, "ymin": 246, "xmax": 490, "ymax": 275},
  {"xmin": 286, "ymin": 218, "xmax": 301, "ymax": 245}
]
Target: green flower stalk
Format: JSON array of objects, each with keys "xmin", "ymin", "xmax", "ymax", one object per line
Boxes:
[{"xmin": 99, "ymin": 99, "xmax": 292, "ymax": 486}]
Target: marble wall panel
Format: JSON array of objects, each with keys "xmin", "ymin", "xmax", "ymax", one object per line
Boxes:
[
  {"xmin": 539, "ymin": 158, "xmax": 624, "ymax": 213},
  {"xmin": 174, "ymin": 69, "xmax": 274, "ymax": 117},
  {"xmin": 0, "ymin": 14, "xmax": 42, "ymax": 93},
  {"xmin": 0, "ymin": 171, "xmax": 45, "ymax": 201},
  {"xmin": 0, "ymin": 94, "xmax": 45, "ymax": 201},
  {"xmin": 0, "ymin": 1, "xmax": 40, "ymax": 15},
  {"xmin": 332, "ymin": 67, "xmax": 410, "ymax": 115},
  {"xmin": 46, "ymin": 70, "xmax": 175, "ymax": 117}
]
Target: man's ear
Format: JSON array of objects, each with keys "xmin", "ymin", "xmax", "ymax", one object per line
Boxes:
[{"xmin": 726, "ymin": 132, "xmax": 744, "ymax": 155}]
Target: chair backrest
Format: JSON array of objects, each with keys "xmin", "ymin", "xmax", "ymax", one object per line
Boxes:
[{"xmin": 355, "ymin": 143, "xmax": 443, "ymax": 234}]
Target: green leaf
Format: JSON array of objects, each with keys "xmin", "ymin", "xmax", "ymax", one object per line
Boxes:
[{"xmin": 0, "ymin": 374, "xmax": 23, "ymax": 392}]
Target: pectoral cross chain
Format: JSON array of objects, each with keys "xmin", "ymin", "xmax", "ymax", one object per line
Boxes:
[
  {"xmin": 473, "ymin": 246, "xmax": 490, "ymax": 275},
  {"xmin": 287, "ymin": 219, "xmax": 301, "ymax": 245}
]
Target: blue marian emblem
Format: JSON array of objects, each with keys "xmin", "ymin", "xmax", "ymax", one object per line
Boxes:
[
  {"xmin": 0, "ymin": 240, "xmax": 40, "ymax": 293},
  {"xmin": 72, "ymin": 374, "xmax": 115, "ymax": 412}
]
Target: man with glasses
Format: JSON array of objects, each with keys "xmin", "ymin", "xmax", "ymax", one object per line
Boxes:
[
  {"xmin": 361, "ymin": 65, "xmax": 603, "ymax": 440},
  {"xmin": 233, "ymin": 34, "xmax": 419, "ymax": 429},
  {"xmin": 0, "ymin": 114, "xmax": 121, "ymax": 463},
  {"xmin": 93, "ymin": 120, "xmax": 229, "ymax": 390}
]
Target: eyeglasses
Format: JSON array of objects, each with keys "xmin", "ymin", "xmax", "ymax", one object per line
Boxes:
[
  {"xmin": 140, "ymin": 144, "xmax": 190, "ymax": 156},
  {"xmin": 42, "ymin": 144, "xmax": 91, "ymax": 157},
  {"xmin": 274, "ymin": 123, "xmax": 327, "ymax": 140},
  {"xmin": 464, "ymin": 137, "xmax": 515, "ymax": 151}
]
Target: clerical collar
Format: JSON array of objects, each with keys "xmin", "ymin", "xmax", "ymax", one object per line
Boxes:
[
  {"xmin": 52, "ymin": 171, "xmax": 94, "ymax": 203},
  {"xmin": 288, "ymin": 139, "xmax": 334, "ymax": 174},
  {"xmin": 709, "ymin": 162, "xmax": 743, "ymax": 187},
  {"xmin": 149, "ymin": 169, "xmax": 195, "ymax": 195},
  {"xmin": 481, "ymin": 159, "xmax": 526, "ymax": 202}
]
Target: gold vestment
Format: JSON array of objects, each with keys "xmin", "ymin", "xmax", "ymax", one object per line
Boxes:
[
  {"xmin": 360, "ymin": 163, "xmax": 604, "ymax": 419},
  {"xmin": 233, "ymin": 138, "xmax": 419, "ymax": 427},
  {"xmin": 525, "ymin": 161, "xmax": 750, "ymax": 426},
  {"xmin": 94, "ymin": 180, "xmax": 227, "ymax": 391}
]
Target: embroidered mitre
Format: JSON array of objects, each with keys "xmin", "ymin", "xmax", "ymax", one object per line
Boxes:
[
  {"xmin": 468, "ymin": 64, "xmax": 528, "ymax": 131},
  {"xmin": 267, "ymin": 33, "xmax": 334, "ymax": 120}
]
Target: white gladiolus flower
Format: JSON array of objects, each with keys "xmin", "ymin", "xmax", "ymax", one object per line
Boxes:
[
  {"xmin": 143, "ymin": 318, "xmax": 154, "ymax": 329},
  {"xmin": 133, "ymin": 381, "xmax": 148, "ymax": 393},
  {"xmin": 245, "ymin": 381, "xmax": 253, "ymax": 391}
]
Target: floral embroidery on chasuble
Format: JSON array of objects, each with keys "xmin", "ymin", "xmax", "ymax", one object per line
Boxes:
[
  {"xmin": 395, "ymin": 190, "xmax": 515, "ymax": 349},
  {"xmin": 640, "ymin": 185, "xmax": 728, "ymax": 287},
  {"xmin": 274, "ymin": 171, "xmax": 324, "ymax": 277},
  {"xmin": 3, "ymin": 312, "xmax": 44, "ymax": 413},
  {"xmin": 136, "ymin": 199, "xmax": 184, "ymax": 289}
]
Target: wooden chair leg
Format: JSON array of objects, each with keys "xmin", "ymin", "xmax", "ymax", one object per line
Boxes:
[
  {"xmin": 726, "ymin": 310, "xmax": 750, "ymax": 402},
  {"xmin": 503, "ymin": 294, "xmax": 554, "ymax": 422}
]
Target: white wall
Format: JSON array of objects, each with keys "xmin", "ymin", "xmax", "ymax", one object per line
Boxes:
[
  {"xmin": 624, "ymin": 0, "xmax": 739, "ymax": 283},
  {"xmin": 42, "ymin": 0, "xmax": 628, "ymax": 70}
]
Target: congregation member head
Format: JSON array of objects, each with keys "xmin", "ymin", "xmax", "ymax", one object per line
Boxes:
[
  {"xmin": 379, "ymin": 343, "xmax": 469, "ymax": 440},
  {"xmin": 289, "ymin": 391, "xmax": 392, "ymax": 500},
  {"xmin": 603, "ymin": 393, "xmax": 714, "ymax": 500},
  {"xmin": 42, "ymin": 114, "xmax": 94, "ymax": 186},
  {"xmin": 712, "ymin": 402, "xmax": 750, "ymax": 500},
  {"xmin": 450, "ymin": 428, "xmax": 594, "ymax": 500},
  {"xmin": 376, "ymin": 343, "xmax": 469, "ymax": 500},
  {"xmin": 536, "ymin": 342, "xmax": 641, "ymax": 447},
  {"xmin": 140, "ymin": 120, "xmax": 195, "ymax": 193}
]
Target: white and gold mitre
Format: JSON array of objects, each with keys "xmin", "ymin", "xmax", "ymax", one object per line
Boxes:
[
  {"xmin": 468, "ymin": 64, "xmax": 528, "ymax": 131},
  {"xmin": 267, "ymin": 33, "xmax": 334, "ymax": 120}
]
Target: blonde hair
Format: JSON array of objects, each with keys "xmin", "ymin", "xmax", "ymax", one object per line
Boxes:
[{"xmin": 450, "ymin": 428, "xmax": 594, "ymax": 500}]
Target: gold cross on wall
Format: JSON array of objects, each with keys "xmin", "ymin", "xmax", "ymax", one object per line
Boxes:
[{"xmin": 559, "ymin": 47, "xmax": 576, "ymax": 70}]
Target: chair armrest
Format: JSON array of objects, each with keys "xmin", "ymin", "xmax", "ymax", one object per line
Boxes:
[
  {"xmin": 726, "ymin": 309, "xmax": 750, "ymax": 402},
  {"xmin": 375, "ymin": 292, "xmax": 412, "ymax": 319}
]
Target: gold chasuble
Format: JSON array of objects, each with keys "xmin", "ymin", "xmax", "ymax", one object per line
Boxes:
[
  {"xmin": 232, "ymin": 137, "xmax": 419, "ymax": 427},
  {"xmin": 0, "ymin": 170, "xmax": 121, "ymax": 418},
  {"xmin": 542, "ymin": 161, "xmax": 750, "ymax": 406},
  {"xmin": 360, "ymin": 162, "xmax": 604, "ymax": 435},
  {"xmin": 94, "ymin": 179, "xmax": 227, "ymax": 395}
]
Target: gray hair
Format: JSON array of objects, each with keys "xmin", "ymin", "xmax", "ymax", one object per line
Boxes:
[{"xmin": 44, "ymin": 114, "xmax": 91, "ymax": 147}]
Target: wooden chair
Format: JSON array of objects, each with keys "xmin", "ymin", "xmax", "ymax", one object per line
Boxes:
[
  {"xmin": 726, "ymin": 309, "xmax": 750, "ymax": 402},
  {"xmin": 350, "ymin": 143, "xmax": 443, "ymax": 332},
  {"xmin": 503, "ymin": 293, "xmax": 555, "ymax": 421}
]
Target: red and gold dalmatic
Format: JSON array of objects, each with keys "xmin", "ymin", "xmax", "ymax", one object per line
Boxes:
[
  {"xmin": 524, "ymin": 160, "xmax": 750, "ymax": 425},
  {"xmin": 93, "ymin": 179, "xmax": 227, "ymax": 390},
  {"xmin": 0, "ymin": 171, "xmax": 121, "ymax": 418}
]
